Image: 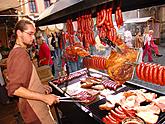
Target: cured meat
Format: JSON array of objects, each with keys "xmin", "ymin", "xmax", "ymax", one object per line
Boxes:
[
  {"xmin": 153, "ymin": 96, "xmax": 165, "ymax": 112},
  {"xmin": 70, "ymin": 90, "xmax": 99, "ymax": 103},
  {"xmin": 52, "ymin": 69, "xmax": 86, "ymax": 84},
  {"xmin": 102, "ymin": 79, "xmax": 121, "ymax": 90},
  {"xmin": 136, "ymin": 63, "xmax": 165, "ymax": 86},
  {"xmin": 106, "ymin": 37, "xmax": 138, "ymax": 84},
  {"xmin": 135, "ymin": 103, "xmax": 160, "ymax": 114},
  {"xmin": 99, "ymin": 102, "xmax": 115, "ymax": 111},
  {"xmin": 136, "ymin": 112, "xmax": 159, "ymax": 124}
]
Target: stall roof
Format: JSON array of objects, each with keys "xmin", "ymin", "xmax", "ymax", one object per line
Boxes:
[
  {"xmin": 124, "ymin": 17, "xmax": 152, "ymax": 24},
  {"xmin": 36, "ymin": 0, "xmax": 165, "ymax": 26},
  {"xmin": 0, "ymin": 0, "xmax": 20, "ymax": 12},
  {"xmin": 38, "ymin": 0, "xmax": 83, "ymax": 21}
]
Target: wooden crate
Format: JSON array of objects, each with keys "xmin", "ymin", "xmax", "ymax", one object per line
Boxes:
[{"xmin": 36, "ymin": 65, "xmax": 54, "ymax": 85}]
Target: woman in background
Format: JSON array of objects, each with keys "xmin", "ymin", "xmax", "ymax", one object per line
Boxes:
[
  {"xmin": 135, "ymin": 31, "xmax": 143, "ymax": 63},
  {"xmin": 142, "ymin": 28, "xmax": 153, "ymax": 62}
]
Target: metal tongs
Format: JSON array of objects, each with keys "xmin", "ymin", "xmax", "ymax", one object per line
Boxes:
[
  {"xmin": 59, "ymin": 96, "xmax": 85, "ymax": 103},
  {"xmin": 100, "ymin": 37, "xmax": 123, "ymax": 54}
]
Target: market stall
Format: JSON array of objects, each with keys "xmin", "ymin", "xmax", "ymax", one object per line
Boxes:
[{"xmin": 35, "ymin": 0, "xmax": 165, "ymax": 124}]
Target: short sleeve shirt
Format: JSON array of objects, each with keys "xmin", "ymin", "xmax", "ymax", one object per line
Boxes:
[{"xmin": 7, "ymin": 47, "xmax": 32, "ymax": 96}]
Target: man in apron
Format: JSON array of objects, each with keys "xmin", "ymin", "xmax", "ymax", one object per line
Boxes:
[{"xmin": 7, "ymin": 20, "xmax": 60, "ymax": 124}]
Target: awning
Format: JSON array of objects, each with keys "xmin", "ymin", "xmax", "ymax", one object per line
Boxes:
[
  {"xmin": 38, "ymin": 0, "xmax": 83, "ymax": 21},
  {"xmin": 36, "ymin": 0, "xmax": 165, "ymax": 26},
  {"xmin": 0, "ymin": 0, "xmax": 20, "ymax": 12},
  {"xmin": 124, "ymin": 17, "xmax": 152, "ymax": 24}
]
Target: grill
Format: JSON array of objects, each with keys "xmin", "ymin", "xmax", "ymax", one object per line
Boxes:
[{"xmin": 50, "ymin": 68, "xmax": 165, "ymax": 124}]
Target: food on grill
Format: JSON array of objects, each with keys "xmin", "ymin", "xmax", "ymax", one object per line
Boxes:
[
  {"xmin": 99, "ymin": 102, "xmax": 114, "ymax": 111},
  {"xmin": 80, "ymin": 76, "xmax": 105, "ymax": 90},
  {"xmin": 52, "ymin": 69, "xmax": 86, "ymax": 84},
  {"xmin": 70, "ymin": 90, "xmax": 99, "ymax": 103},
  {"xmin": 91, "ymin": 85, "xmax": 105, "ymax": 90},
  {"xmin": 90, "ymin": 73, "xmax": 103, "ymax": 79},
  {"xmin": 136, "ymin": 111, "xmax": 159, "ymax": 124},
  {"xmin": 135, "ymin": 103, "xmax": 160, "ymax": 115},
  {"xmin": 101, "ymin": 89, "xmax": 164, "ymax": 124},
  {"xmin": 153, "ymin": 96, "xmax": 165, "ymax": 112},
  {"xmin": 102, "ymin": 106, "xmax": 136, "ymax": 124},
  {"xmin": 102, "ymin": 79, "xmax": 121, "ymax": 90}
]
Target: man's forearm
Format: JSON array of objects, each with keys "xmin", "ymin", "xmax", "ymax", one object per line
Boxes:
[{"xmin": 14, "ymin": 87, "xmax": 47, "ymax": 102}]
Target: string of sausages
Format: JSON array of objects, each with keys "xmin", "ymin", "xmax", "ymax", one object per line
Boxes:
[
  {"xmin": 76, "ymin": 12, "xmax": 95, "ymax": 50},
  {"xmin": 65, "ymin": 19, "xmax": 75, "ymax": 44},
  {"xmin": 83, "ymin": 55, "xmax": 107, "ymax": 70},
  {"xmin": 96, "ymin": 1, "xmax": 123, "ymax": 44},
  {"xmin": 136, "ymin": 62, "xmax": 165, "ymax": 86}
]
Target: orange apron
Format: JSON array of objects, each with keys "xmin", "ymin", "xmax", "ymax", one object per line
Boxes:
[{"xmin": 19, "ymin": 64, "xmax": 57, "ymax": 124}]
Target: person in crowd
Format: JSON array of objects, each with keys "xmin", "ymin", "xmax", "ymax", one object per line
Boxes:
[
  {"xmin": 7, "ymin": 20, "xmax": 60, "ymax": 124},
  {"xmin": 142, "ymin": 28, "xmax": 153, "ymax": 62},
  {"xmin": 134, "ymin": 31, "xmax": 144, "ymax": 63},
  {"xmin": 0, "ymin": 52, "xmax": 11, "ymax": 104},
  {"xmin": 36, "ymin": 33, "xmax": 53, "ymax": 66},
  {"xmin": 124, "ymin": 28, "xmax": 133, "ymax": 48},
  {"xmin": 51, "ymin": 32, "xmax": 59, "ymax": 59},
  {"xmin": 48, "ymin": 33, "xmax": 55, "ymax": 58},
  {"xmin": 149, "ymin": 30, "xmax": 163, "ymax": 57}
]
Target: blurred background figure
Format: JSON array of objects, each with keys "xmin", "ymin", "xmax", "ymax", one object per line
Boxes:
[
  {"xmin": 47, "ymin": 33, "xmax": 55, "ymax": 58},
  {"xmin": 0, "ymin": 52, "xmax": 11, "ymax": 104},
  {"xmin": 36, "ymin": 33, "xmax": 54, "ymax": 74},
  {"xmin": 124, "ymin": 28, "xmax": 133, "ymax": 48},
  {"xmin": 135, "ymin": 31, "xmax": 144, "ymax": 63},
  {"xmin": 149, "ymin": 30, "xmax": 163, "ymax": 57},
  {"xmin": 142, "ymin": 28, "xmax": 153, "ymax": 62}
]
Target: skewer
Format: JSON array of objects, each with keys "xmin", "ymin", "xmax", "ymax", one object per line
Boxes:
[{"xmin": 124, "ymin": 62, "xmax": 139, "ymax": 66}]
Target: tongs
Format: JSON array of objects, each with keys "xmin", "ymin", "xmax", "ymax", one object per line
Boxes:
[
  {"xmin": 100, "ymin": 37, "xmax": 123, "ymax": 54},
  {"xmin": 59, "ymin": 96, "xmax": 85, "ymax": 103}
]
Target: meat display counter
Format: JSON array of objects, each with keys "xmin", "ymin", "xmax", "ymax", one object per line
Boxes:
[{"xmin": 49, "ymin": 68, "xmax": 165, "ymax": 124}]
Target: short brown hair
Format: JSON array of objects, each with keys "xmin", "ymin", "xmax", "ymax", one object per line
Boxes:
[{"xmin": 15, "ymin": 20, "xmax": 34, "ymax": 33}]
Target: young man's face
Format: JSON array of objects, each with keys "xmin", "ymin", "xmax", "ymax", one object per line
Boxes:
[{"xmin": 19, "ymin": 24, "xmax": 36, "ymax": 46}]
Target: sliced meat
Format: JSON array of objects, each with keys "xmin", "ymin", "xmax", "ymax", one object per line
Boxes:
[
  {"xmin": 153, "ymin": 96, "xmax": 165, "ymax": 112},
  {"xmin": 99, "ymin": 102, "xmax": 115, "ymax": 111},
  {"xmin": 136, "ymin": 112, "xmax": 159, "ymax": 124},
  {"xmin": 135, "ymin": 103, "xmax": 160, "ymax": 114}
]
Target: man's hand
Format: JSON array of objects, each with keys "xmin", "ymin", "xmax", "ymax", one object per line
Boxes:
[
  {"xmin": 13, "ymin": 87, "xmax": 60, "ymax": 106},
  {"xmin": 43, "ymin": 85, "xmax": 52, "ymax": 94},
  {"xmin": 43, "ymin": 94, "xmax": 60, "ymax": 106}
]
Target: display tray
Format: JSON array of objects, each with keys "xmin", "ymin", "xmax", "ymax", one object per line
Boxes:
[
  {"xmin": 87, "ymin": 84, "xmax": 165, "ymax": 124},
  {"xmin": 50, "ymin": 68, "xmax": 165, "ymax": 124}
]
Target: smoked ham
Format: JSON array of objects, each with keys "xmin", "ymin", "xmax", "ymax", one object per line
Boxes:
[{"xmin": 106, "ymin": 37, "xmax": 138, "ymax": 84}]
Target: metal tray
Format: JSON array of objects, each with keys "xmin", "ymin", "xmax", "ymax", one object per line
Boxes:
[{"xmin": 50, "ymin": 69, "xmax": 165, "ymax": 124}]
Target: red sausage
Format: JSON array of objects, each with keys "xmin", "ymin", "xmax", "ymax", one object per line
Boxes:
[
  {"xmin": 145, "ymin": 63, "xmax": 151, "ymax": 82},
  {"xmin": 98, "ymin": 9, "xmax": 106, "ymax": 27},
  {"xmin": 148, "ymin": 64, "xmax": 155, "ymax": 83},
  {"xmin": 140, "ymin": 63, "xmax": 146, "ymax": 81},
  {"xmin": 158, "ymin": 66, "xmax": 164, "ymax": 85},
  {"xmin": 118, "ymin": 7, "xmax": 123, "ymax": 27},
  {"xmin": 153, "ymin": 65, "xmax": 159, "ymax": 84}
]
